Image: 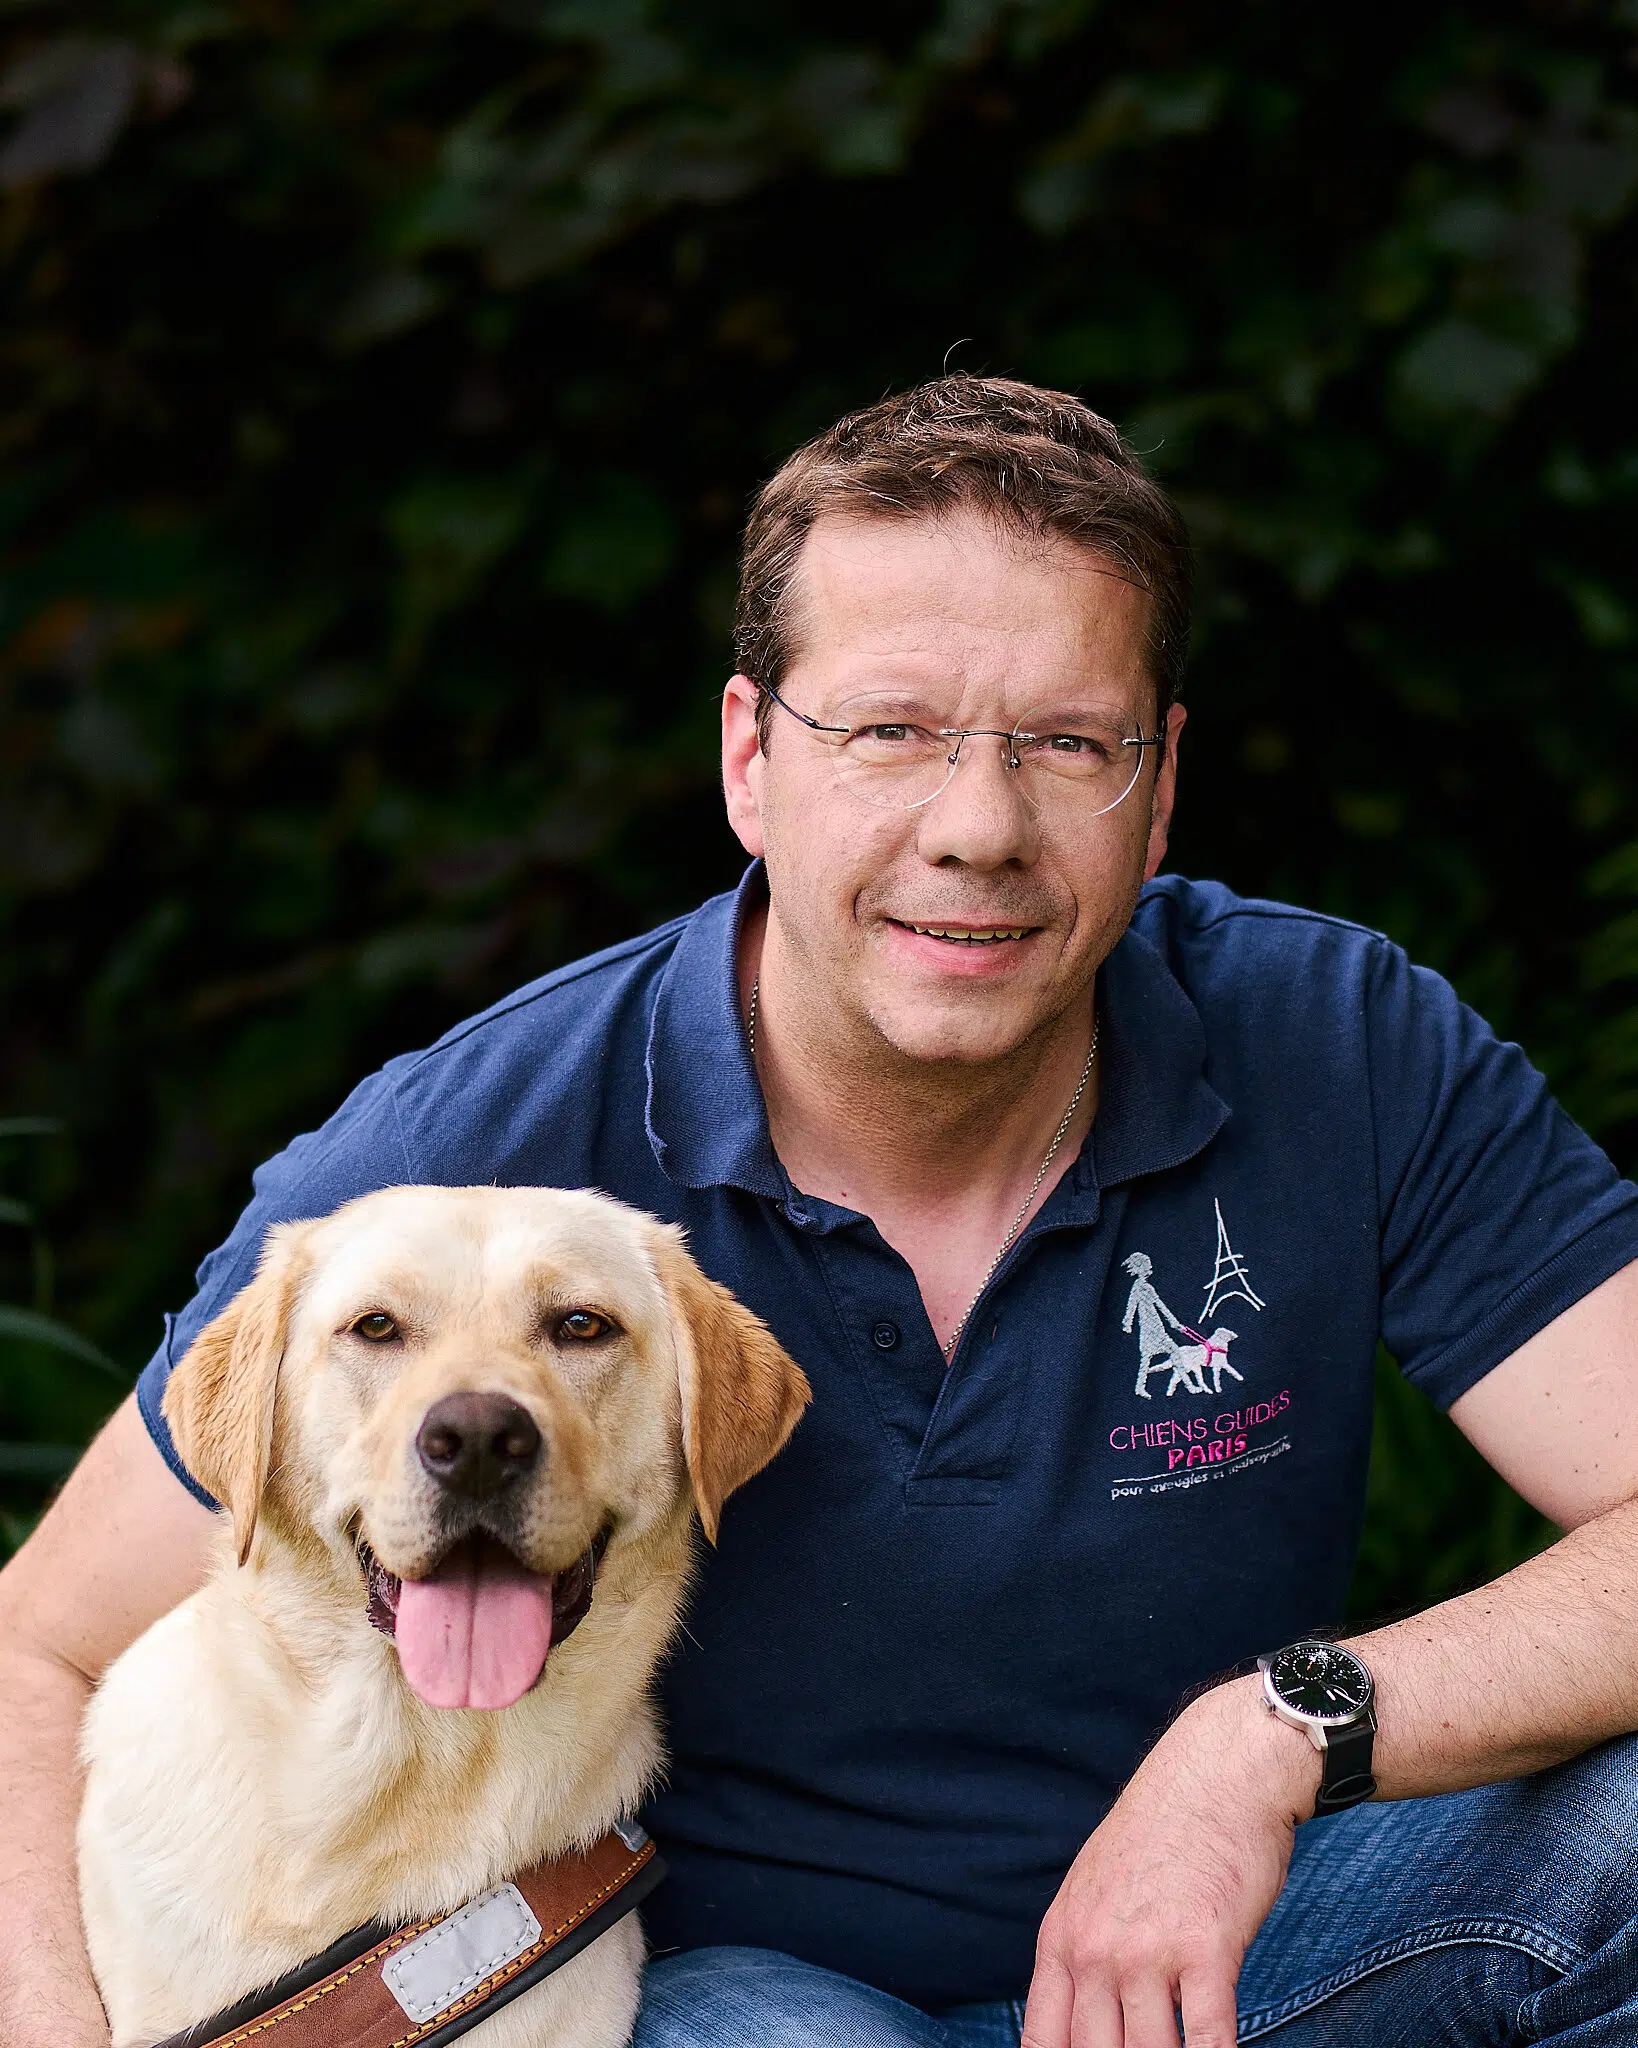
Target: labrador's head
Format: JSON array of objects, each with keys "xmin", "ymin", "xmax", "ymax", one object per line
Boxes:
[{"xmin": 162, "ymin": 1187, "xmax": 809, "ymax": 1709}]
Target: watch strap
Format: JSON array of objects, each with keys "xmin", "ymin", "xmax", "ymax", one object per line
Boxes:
[{"xmin": 1314, "ymin": 1716, "xmax": 1376, "ymax": 1814}]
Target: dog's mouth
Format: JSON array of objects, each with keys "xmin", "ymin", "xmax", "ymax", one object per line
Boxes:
[{"xmin": 355, "ymin": 1528, "xmax": 607, "ymax": 1713}]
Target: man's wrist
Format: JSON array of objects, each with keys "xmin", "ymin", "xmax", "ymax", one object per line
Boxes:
[{"xmin": 1186, "ymin": 1674, "xmax": 1325, "ymax": 1823}]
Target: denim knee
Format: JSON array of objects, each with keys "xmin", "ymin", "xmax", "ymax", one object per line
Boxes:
[
  {"xmin": 632, "ymin": 1945, "xmax": 950, "ymax": 2048},
  {"xmin": 1241, "ymin": 1732, "xmax": 1638, "ymax": 2042}
]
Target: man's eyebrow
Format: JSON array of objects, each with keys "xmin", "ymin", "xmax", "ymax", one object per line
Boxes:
[{"xmin": 833, "ymin": 683, "xmax": 950, "ymax": 710}]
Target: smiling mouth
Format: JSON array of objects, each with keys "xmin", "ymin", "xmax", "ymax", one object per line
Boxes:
[{"xmin": 894, "ymin": 921, "xmax": 1037, "ymax": 944}]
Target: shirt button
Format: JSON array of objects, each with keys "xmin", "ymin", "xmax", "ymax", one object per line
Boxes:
[{"xmin": 871, "ymin": 1321, "xmax": 900, "ymax": 1351}]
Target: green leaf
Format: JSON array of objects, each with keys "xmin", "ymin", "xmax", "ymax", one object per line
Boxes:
[
  {"xmin": 541, "ymin": 473, "xmax": 676, "ymax": 612},
  {"xmin": 0, "ymin": 1307, "xmax": 129, "ymax": 1383},
  {"xmin": 0, "ymin": 1442, "xmax": 82, "ymax": 1479},
  {"xmin": 1395, "ymin": 319, "xmax": 1545, "ymax": 420},
  {"xmin": 387, "ymin": 472, "xmax": 536, "ymax": 662}
]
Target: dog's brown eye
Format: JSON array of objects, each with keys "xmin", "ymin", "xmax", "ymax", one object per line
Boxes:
[
  {"xmin": 555, "ymin": 1309, "xmax": 615, "ymax": 1344},
  {"xmin": 351, "ymin": 1311, "xmax": 400, "ymax": 1344}
]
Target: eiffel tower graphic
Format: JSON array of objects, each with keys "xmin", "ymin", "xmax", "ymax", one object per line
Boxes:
[{"xmin": 1202, "ymin": 1198, "xmax": 1265, "ymax": 1318}]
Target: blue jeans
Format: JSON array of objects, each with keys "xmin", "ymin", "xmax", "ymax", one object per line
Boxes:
[{"xmin": 631, "ymin": 1734, "xmax": 1638, "ymax": 2044}]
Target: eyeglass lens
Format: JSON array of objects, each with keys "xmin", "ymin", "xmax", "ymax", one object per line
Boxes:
[{"xmin": 818, "ymin": 700, "xmax": 1152, "ymax": 814}]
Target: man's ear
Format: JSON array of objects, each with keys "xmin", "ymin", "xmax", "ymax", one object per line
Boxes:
[
  {"xmin": 652, "ymin": 1227, "xmax": 810, "ymax": 1544},
  {"xmin": 1143, "ymin": 700, "xmax": 1186, "ymax": 883},
  {"xmin": 721, "ymin": 673, "xmax": 768, "ymax": 859},
  {"xmin": 161, "ymin": 1226, "xmax": 306, "ymax": 1566}
]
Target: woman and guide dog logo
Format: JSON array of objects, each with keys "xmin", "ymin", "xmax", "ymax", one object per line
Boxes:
[{"xmin": 1108, "ymin": 1201, "xmax": 1293, "ymax": 1501}]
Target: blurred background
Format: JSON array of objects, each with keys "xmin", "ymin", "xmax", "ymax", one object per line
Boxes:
[{"xmin": 3, "ymin": 0, "xmax": 1637, "ymax": 1616}]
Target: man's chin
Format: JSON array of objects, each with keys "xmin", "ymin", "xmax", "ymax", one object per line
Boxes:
[{"xmin": 863, "ymin": 987, "xmax": 1049, "ymax": 1070}]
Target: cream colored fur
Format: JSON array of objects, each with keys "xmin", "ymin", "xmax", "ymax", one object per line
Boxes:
[{"xmin": 77, "ymin": 1186, "xmax": 809, "ymax": 2048}]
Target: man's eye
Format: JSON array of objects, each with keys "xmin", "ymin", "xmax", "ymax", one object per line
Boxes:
[
  {"xmin": 849, "ymin": 722, "xmax": 930, "ymax": 746},
  {"xmin": 554, "ymin": 1309, "xmax": 617, "ymax": 1343},
  {"xmin": 351, "ymin": 1311, "xmax": 400, "ymax": 1343}
]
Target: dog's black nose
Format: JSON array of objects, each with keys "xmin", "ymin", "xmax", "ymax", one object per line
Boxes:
[{"xmin": 416, "ymin": 1393, "xmax": 541, "ymax": 1498}]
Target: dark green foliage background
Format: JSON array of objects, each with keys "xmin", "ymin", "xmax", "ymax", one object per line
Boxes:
[{"xmin": 3, "ymin": 0, "xmax": 1638, "ymax": 1609}]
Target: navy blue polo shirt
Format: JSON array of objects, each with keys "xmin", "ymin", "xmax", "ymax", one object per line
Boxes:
[{"xmin": 137, "ymin": 868, "xmax": 1638, "ymax": 2008}]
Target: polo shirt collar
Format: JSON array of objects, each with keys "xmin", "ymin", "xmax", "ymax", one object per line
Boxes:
[
  {"xmin": 645, "ymin": 864, "xmax": 1229, "ymax": 1202},
  {"xmin": 645, "ymin": 864, "xmax": 784, "ymax": 1199},
  {"xmin": 1087, "ymin": 913, "xmax": 1230, "ymax": 1191}
]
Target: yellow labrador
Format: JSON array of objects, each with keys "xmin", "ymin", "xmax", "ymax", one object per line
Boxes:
[{"xmin": 77, "ymin": 1186, "xmax": 809, "ymax": 2048}]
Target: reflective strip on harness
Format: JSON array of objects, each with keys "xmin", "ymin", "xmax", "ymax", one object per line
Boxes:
[{"xmin": 382, "ymin": 1883, "xmax": 542, "ymax": 2023}]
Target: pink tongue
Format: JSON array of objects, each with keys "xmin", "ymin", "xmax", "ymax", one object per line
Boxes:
[{"xmin": 394, "ymin": 1539, "xmax": 554, "ymax": 1710}]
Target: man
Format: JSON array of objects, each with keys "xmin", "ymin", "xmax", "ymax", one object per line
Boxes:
[{"xmin": 4, "ymin": 375, "xmax": 1638, "ymax": 2048}]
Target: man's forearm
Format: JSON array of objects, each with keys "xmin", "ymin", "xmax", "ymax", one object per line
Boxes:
[
  {"xmin": 1191, "ymin": 1489, "xmax": 1638, "ymax": 1812},
  {"xmin": 0, "ymin": 1400, "xmax": 216, "ymax": 2048},
  {"xmin": 0, "ymin": 1644, "xmax": 108, "ymax": 2046},
  {"xmin": 1347, "ymin": 1488, "xmax": 1638, "ymax": 1797}
]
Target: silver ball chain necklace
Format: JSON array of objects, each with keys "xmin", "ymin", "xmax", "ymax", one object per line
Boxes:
[{"xmin": 747, "ymin": 976, "xmax": 1099, "ymax": 1359}]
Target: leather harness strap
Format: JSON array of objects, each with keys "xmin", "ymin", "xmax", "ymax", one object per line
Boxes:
[{"xmin": 155, "ymin": 1829, "xmax": 664, "ymax": 2048}]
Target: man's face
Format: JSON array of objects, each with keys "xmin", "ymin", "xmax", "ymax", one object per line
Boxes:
[{"xmin": 722, "ymin": 508, "xmax": 1185, "ymax": 1066}]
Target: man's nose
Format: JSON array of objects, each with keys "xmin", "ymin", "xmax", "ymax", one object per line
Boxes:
[
  {"xmin": 914, "ymin": 731, "xmax": 1038, "ymax": 868},
  {"xmin": 415, "ymin": 1392, "xmax": 542, "ymax": 1499}
]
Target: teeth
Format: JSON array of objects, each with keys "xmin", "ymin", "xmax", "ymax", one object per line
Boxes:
[{"xmin": 906, "ymin": 924, "xmax": 1030, "ymax": 942}]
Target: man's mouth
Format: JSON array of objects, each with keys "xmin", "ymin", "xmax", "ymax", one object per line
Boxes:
[
  {"xmin": 355, "ymin": 1528, "xmax": 605, "ymax": 1712},
  {"xmin": 893, "ymin": 921, "xmax": 1037, "ymax": 945}
]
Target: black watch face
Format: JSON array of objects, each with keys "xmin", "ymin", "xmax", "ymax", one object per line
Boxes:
[{"xmin": 1268, "ymin": 1642, "xmax": 1372, "ymax": 1720}]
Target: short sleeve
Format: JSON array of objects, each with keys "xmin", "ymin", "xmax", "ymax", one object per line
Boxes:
[
  {"xmin": 135, "ymin": 1067, "xmax": 414, "ymax": 1504},
  {"xmin": 1369, "ymin": 942, "xmax": 1638, "ymax": 1408}
]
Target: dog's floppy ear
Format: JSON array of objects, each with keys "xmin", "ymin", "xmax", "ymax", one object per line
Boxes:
[
  {"xmin": 652, "ymin": 1229, "xmax": 810, "ymax": 1545},
  {"xmin": 162, "ymin": 1226, "xmax": 306, "ymax": 1566}
]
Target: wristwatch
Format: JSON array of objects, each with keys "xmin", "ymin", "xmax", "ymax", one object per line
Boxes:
[{"xmin": 1258, "ymin": 1639, "xmax": 1377, "ymax": 1815}]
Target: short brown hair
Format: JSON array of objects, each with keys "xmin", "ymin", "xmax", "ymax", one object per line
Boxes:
[{"xmin": 733, "ymin": 375, "xmax": 1192, "ymax": 743}]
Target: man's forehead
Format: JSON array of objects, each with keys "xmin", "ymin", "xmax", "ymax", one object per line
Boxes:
[{"xmin": 784, "ymin": 507, "xmax": 1153, "ymax": 676}]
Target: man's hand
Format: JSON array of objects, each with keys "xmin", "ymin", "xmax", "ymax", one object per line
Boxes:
[{"xmin": 1023, "ymin": 1678, "xmax": 1318, "ymax": 2048}]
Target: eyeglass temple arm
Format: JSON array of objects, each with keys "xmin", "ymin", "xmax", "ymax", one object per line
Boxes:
[{"xmin": 759, "ymin": 678, "xmax": 852, "ymax": 737}]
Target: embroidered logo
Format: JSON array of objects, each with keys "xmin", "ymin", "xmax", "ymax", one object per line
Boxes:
[
  {"xmin": 1108, "ymin": 1203, "xmax": 1288, "ymax": 1499},
  {"xmin": 1121, "ymin": 1202, "xmax": 1263, "ymax": 1400}
]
